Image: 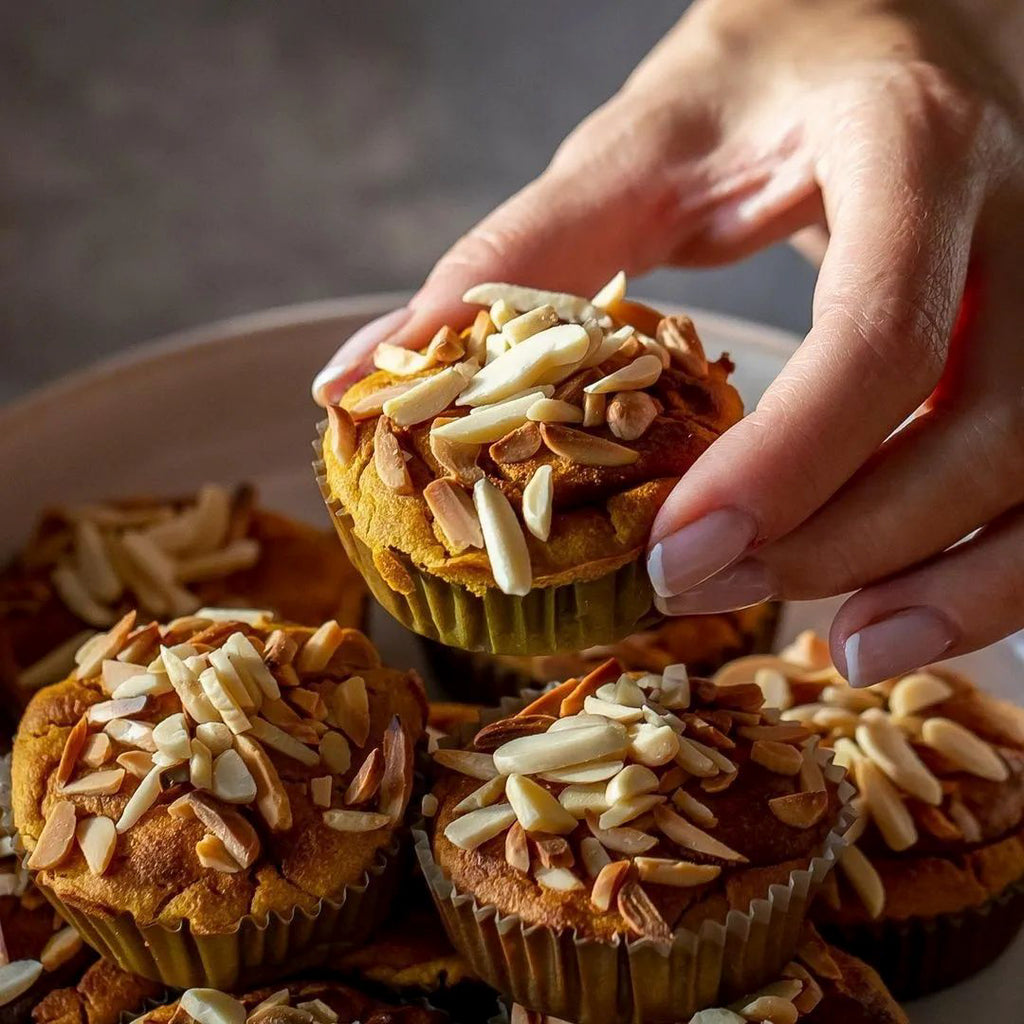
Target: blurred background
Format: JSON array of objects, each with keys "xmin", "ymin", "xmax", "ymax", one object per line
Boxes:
[{"xmin": 1, "ymin": 0, "xmax": 815, "ymax": 405}]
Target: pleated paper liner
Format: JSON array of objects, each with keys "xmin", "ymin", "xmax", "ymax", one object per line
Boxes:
[
  {"xmin": 415, "ymin": 691, "xmax": 856, "ymax": 1024},
  {"xmin": 419, "ymin": 602, "xmax": 782, "ymax": 705},
  {"xmin": 313, "ymin": 423, "xmax": 660, "ymax": 657},
  {"xmin": 818, "ymin": 870, "xmax": 1024, "ymax": 1001}
]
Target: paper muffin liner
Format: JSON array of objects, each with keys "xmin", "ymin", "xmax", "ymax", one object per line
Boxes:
[
  {"xmin": 819, "ymin": 870, "xmax": 1024, "ymax": 1000},
  {"xmin": 415, "ymin": 692, "xmax": 856, "ymax": 1024},
  {"xmin": 29, "ymin": 825, "xmax": 406, "ymax": 991},
  {"xmin": 420, "ymin": 603, "xmax": 782, "ymax": 704},
  {"xmin": 313, "ymin": 424, "xmax": 659, "ymax": 657}
]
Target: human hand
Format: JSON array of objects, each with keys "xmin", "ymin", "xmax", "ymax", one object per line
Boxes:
[{"xmin": 313, "ymin": 0, "xmax": 1024, "ymax": 686}]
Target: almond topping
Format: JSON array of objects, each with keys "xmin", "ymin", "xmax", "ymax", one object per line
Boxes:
[
  {"xmin": 425, "ymin": 325, "xmax": 466, "ymax": 363},
  {"xmin": 384, "ymin": 363, "xmax": 475, "ymax": 427},
  {"xmin": 28, "ymin": 800, "xmax": 77, "ymax": 870},
  {"xmin": 856, "ymin": 711, "xmax": 942, "ymax": 805},
  {"xmin": 751, "ymin": 740, "xmax": 803, "ymax": 776},
  {"xmin": 653, "ymin": 805, "xmax": 748, "ymax": 862},
  {"xmin": 466, "ymin": 310, "xmax": 495, "ymax": 362},
  {"xmin": 592, "ymin": 270, "xmax": 627, "ymax": 309},
  {"xmin": 598, "ymin": 793, "xmax": 664, "ymax": 830},
  {"xmin": 429, "ymin": 418, "xmax": 484, "ymax": 483},
  {"xmin": 585, "ymin": 814, "xmax": 658, "ymax": 856},
  {"xmin": 584, "ymin": 354, "xmax": 662, "ymax": 395},
  {"xmin": 434, "ymin": 392, "xmax": 538, "ymax": 444},
  {"xmin": 656, "ymin": 315, "xmax": 708, "ymax": 377},
  {"xmin": 889, "ymin": 672, "xmax": 953, "ymax": 718},
  {"xmin": 61, "ymin": 768, "xmax": 126, "ymax": 797},
  {"xmin": 80, "ymin": 732, "xmax": 113, "ymax": 768},
  {"xmin": 628, "ymin": 723, "xmax": 681, "ymax": 767},
  {"xmin": 433, "ymin": 749, "xmax": 499, "ymax": 780},
  {"xmin": 839, "ymin": 844, "xmax": 885, "ymax": 919},
  {"xmin": 380, "ymin": 716, "xmax": 414, "ymax": 823},
  {"xmin": 373, "ymin": 417, "xmax": 413, "ymax": 494},
  {"xmin": 444, "ymin": 803, "xmax": 518, "ymax": 850},
  {"xmin": 606, "ymin": 391, "xmax": 658, "ymax": 441},
  {"xmin": 328, "ymin": 675, "xmax": 371, "ymax": 746},
  {"xmin": 345, "ymin": 382, "xmax": 416, "ymax": 421},
  {"xmin": 489, "ymin": 300, "xmax": 516, "ymax": 329},
  {"xmin": 854, "ymin": 758, "xmax": 918, "ymax": 851},
  {"xmin": 198, "ymin": 667, "xmax": 251, "ymax": 735},
  {"xmin": 249, "ymin": 718, "xmax": 319, "ymax": 767},
  {"xmin": 559, "ymin": 659, "xmax": 622, "ymax": 716},
  {"xmin": 211, "ymin": 749, "xmax": 257, "ymax": 804},
  {"xmin": 87, "ymin": 696, "xmax": 148, "ymax": 725},
  {"xmin": 473, "ymin": 478, "xmax": 533, "ymax": 597},
  {"xmin": 179, "ymin": 792, "xmax": 260, "ymax": 868},
  {"xmin": 373, "ymin": 342, "xmax": 433, "ymax": 376},
  {"xmin": 153, "ymin": 713, "xmax": 192, "ymax": 760},
  {"xmin": 189, "ymin": 739, "xmax": 213, "ymax": 791},
  {"xmin": 504, "ymin": 821, "xmax": 531, "ymax": 873},
  {"xmin": 582, "ymin": 391, "xmax": 607, "ymax": 428},
  {"xmin": 489, "ymin": 422, "xmax": 543, "ymax": 464},
  {"xmin": 424, "ymin": 479, "xmax": 484, "ymax": 553},
  {"xmin": 526, "ymin": 397, "xmax": 583, "ymax": 424},
  {"xmin": 768, "ymin": 791, "xmax": 829, "ymax": 829},
  {"xmin": 116, "ymin": 750, "xmax": 154, "ymax": 778},
  {"xmin": 319, "ymin": 731, "xmax": 352, "ymax": 775},
  {"xmin": 672, "ymin": 789, "xmax": 717, "ymax": 828},
  {"xmin": 463, "ymin": 282, "xmax": 603, "ymax": 325},
  {"xmin": 322, "ymin": 809, "xmax": 391, "ymax": 833},
  {"xmin": 589, "ymin": 859, "xmax": 630, "ymax": 911},
  {"xmin": 474, "ymin": 714, "xmax": 556, "ymax": 752},
  {"xmin": 326, "ymin": 405, "xmax": 357, "ymax": 466},
  {"xmin": 541, "ymin": 421, "xmax": 639, "ymax": 467},
  {"xmin": 920, "ymin": 717, "xmax": 1008, "ymax": 781},
  {"xmin": 296, "ymin": 621, "xmax": 344, "ymax": 674},
  {"xmin": 196, "ymin": 834, "xmax": 242, "ymax": 874},
  {"xmin": 558, "ymin": 782, "xmax": 608, "ymax": 818},
  {"xmin": 40, "ymin": 926, "xmax": 83, "ymax": 972},
  {"xmin": 310, "ymin": 776, "xmax": 333, "ymax": 809},
  {"xmin": 493, "ymin": 721, "xmax": 627, "ymax": 776},
  {"xmin": 522, "ymin": 466, "xmax": 554, "ymax": 542},
  {"xmin": 75, "ymin": 815, "xmax": 116, "ymax": 875},
  {"xmin": 502, "ymin": 304, "xmax": 560, "ymax": 343},
  {"xmin": 799, "ymin": 747, "xmax": 826, "ymax": 793},
  {"xmin": 542, "ymin": 759, "xmax": 624, "ymax": 785},
  {"xmin": 345, "ymin": 748, "xmax": 385, "ymax": 805},
  {"xmin": 506, "ymin": 774, "xmax": 578, "ymax": 835},
  {"xmin": 180, "ymin": 988, "xmax": 248, "ymax": 1024},
  {"xmin": 635, "ymin": 856, "xmax": 721, "ymax": 888},
  {"xmin": 606, "ymin": 765, "xmax": 659, "ymax": 804},
  {"xmin": 57, "ymin": 716, "xmax": 89, "ymax": 787},
  {"xmin": 535, "ymin": 866, "xmax": 583, "ymax": 892},
  {"xmin": 115, "ymin": 766, "xmax": 163, "ymax": 832},
  {"xmin": 616, "ymin": 881, "xmax": 671, "ymax": 942},
  {"xmin": 160, "ymin": 646, "xmax": 219, "ymax": 725}
]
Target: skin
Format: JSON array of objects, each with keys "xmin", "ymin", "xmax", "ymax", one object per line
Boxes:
[{"xmin": 313, "ymin": 0, "xmax": 1024, "ymax": 687}]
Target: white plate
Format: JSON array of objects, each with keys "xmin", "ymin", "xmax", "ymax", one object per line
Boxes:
[{"xmin": 0, "ymin": 294, "xmax": 1019, "ymax": 1021}]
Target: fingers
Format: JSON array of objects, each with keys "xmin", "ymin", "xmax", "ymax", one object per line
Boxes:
[
  {"xmin": 647, "ymin": 99, "xmax": 984, "ymax": 600},
  {"xmin": 829, "ymin": 506, "xmax": 1024, "ymax": 686}
]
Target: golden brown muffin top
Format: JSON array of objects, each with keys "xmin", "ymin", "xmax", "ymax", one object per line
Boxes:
[
  {"xmin": 129, "ymin": 981, "xmax": 446, "ymax": 1024},
  {"xmin": 321, "ymin": 277, "xmax": 743, "ymax": 597},
  {"xmin": 430, "ymin": 658, "xmax": 846, "ymax": 944},
  {"xmin": 721, "ymin": 631, "xmax": 1024, "ymax": 923},
  {"xmin": 0, "ymin": 486, "xmax": 366, "ymax": 706},
  {"xmin": 12, "ymin": 613, "xmax": 425, "ymax": 933}
]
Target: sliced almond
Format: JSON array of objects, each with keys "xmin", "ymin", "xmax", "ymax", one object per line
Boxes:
[
  {"xmin": 526, "ymin": 397, "xmax": 582, "ymax": 424},
  {"xmin": 656, "ymin": 315, "xmax": 708, "ymax": 377},
  {"xmin": 61, "ymin": 768, "xmax": 125, "ymax": 796},
  {"xmin": 326, "ymin": 676, "xmax": 370, "ymax": 748},
  {"xmin": 581, "ymin": 391, "xmax": 607, "ymax": 429},
  {"xmin": 617, "ymin": 881, "xmax": 671, "ymax": 942},
  {"xmin": 310, "ymin": 776, "xmax": 333, "ymax": 808},
  {"xmin": 584, "ymin": 354, "xmax": 662, "ymax": 395},
  {"xmin": 319, "ymin": 731, "xmax": 352, "ymax": 775},
  {"xmin": 606, "ymin": 391, "xmax": 658, "ymax": 441},
  {"xmin": 429, "ymin": 418, "xmax": 484, "ymax": 484},
  {"xmin": 489, "ymin": 299, "xmax": 516, "ymax": 330},
  {"xmin": 40, "ymin": 926, "xmax": 83, "ymax": 972},
  {"xmin": 424, "ymin": 479, "xmax": 484, "ymax": 553},
  {"xmin": 920, "ymin": 717, "xmax": 1008, "ymax": 781},
  {"xmin": 463, "ymin": 282, "xmax": 602, "ymax": 325},
  {"xmin": 234, "ymin": 735, "xmax": 292, "ymax": 831},
  {"xmin": 674, "ymin": 737, "xmax": 718, "ymax": 778},
  {"xmin": 75, "ymin": 815, "xmax": 116, "ymax": 875},
  {"xmin": 196, "ymin": 833, "xmax": 243, "ymax": 874},
  {"xmin": 653, "ymin": 805, "xmax": 748, "ymax": 862},
  {"xmin": 28, "ymin": 800, "xmax": 77, "ymax": 870},
  {"xmin": 889, "ymin": 672, "xmax": 953, "ymax": 718},
  {"xmin": 799, "ymin": 747, "xmax": 826, "ymax": 793},
  {"xmin": 433, "ymin": 749, "xmax": 499, "ymax": 780},
  {"xmin": 189, "ymin": 737, "xmax": 213, "ymax": 791},
  {"xmin": 79, "ymin": 732, "xmax": 113, "ymax": 768},
  {"xmin": 598, "ymin": 793, "xmax": 664, "ymax": 830},
  {"xmin": 474, "ymin": 714, "xmax": 556, "ymax": 752},
  {"xmin": 839, "ymin": 844, "xmax": 885, "ymax": 919},
  {"xmin": 223, "ymin": 633, "xmax": 280, "ymax": 700},
  {"xmin": 504, "ymin": 821, "xmax": 531, "ymax": 873},
  {"xmin": 522, "ymin": 465, "xmax": 554, "ymax": 542},
  {"xmin": 104, "ymin": 718, "xmax": 156, "ymax": 752},
  {"xmin": 635, "ymin": 856, "xmax": 721, "ymax": 888},
  {"xmin": 534, "ymin": 866, "xmax": 583, "ymax": 892},
  {"xmin": 326, "ymin": 404, "xmax": 357, "ymax": 467},
  {"xmin": 506, "ymin": 774, "xmax": 578, "ymax": 835},
  {"xmin": 161, "ymin": 646, "xmax": 219, "ymax": 725},
  {"xmin": 194, "ymin": 724, "xmax": 234, "ymax": 758},
  {"xmin": 373, "ymin": 342, "xmax": 433, "ymax": 376},
  {"xmin": 672, "ymin": 789, "xmax": 718, "ymax": 828},
  {"xmin": 542, "ymin": 759, "xmax": 624, "ymax": 785},
  {"xmin": 856, "ymin": 712, "xmax": 942, "ymax": 805},
  {"xmin": 592, "ymin": 270, "xmax": 627, "ymax": 309},
  {"xmin": 751, "ymin": 740, "xmax": 803, "ymax": 776},
  {"xmin": 344, "ymin": 748, "xmax": 385, "ymax": 805},
  {"xmin": 87, "ymin": 696, "xmax": 148, "ymax": 725},
  {"xmin": 295, "ymin": 621, "xmax": 344, "ymax": 675},
  {"xmin": 466, "ymin": 309, "xmax": 495, "ymax": 362},
  {"xmin": 588, "ymin": 859, "xmax": 630, "ymax": 911},
  {"xmin": 559, "ymin": 659, "xmax": 623, "ymax": 717},
  {"xmin": 489, "ymin": 422, "xmax": 542, "ymax": 465},
  {"xmin": 345, "ymin": 381, "xmax": 416, "ymax": 420},
  {"xmin": 768, "ymin": 791, "xmax": 829, "ymax": 830},
  {"xmin": 179, "ymin": 792, "xmax": 260, "ymax": 867},
  {"xmin": 115, "ymin": 765, "xmax": 163, "ymax": 833},
  {"xmin": 855, "ymin": 758, "xmax": 918, "ymax": 851},
  {"xmin": 473, "ymin": 478, "xmax": 533, "ymax": 597},
  {"xmin": 383, "ymin": 363, "xmax": 475, "ymax": 426},
  {"xmin": 198, "ymin": 667, "xmax": 251, "ymax": 735},
  {"xmin": 211, "ymin": 749, "xmax": 257, "ymax": 804},
  {"xmin": 250, "ymin": 718, "xmax": 320, "ymax": 767},
  {"xmin": 444, "ymin": 803, "xmax": 517, "ymax": 850},
  {"xmin": 502, "ymin": 304, "xmax": 560, "ymax": 343},
  {"xmin": 433, "ymin": 392, "xmax": 537, "ymax": 444},
  {"xmin": 493, "ymin": 721, "xmax": 627, "ymax": 776},
  {"xmin": 57, "ymin": 716, "xmax": 90, "ymax": 788},
  {"xmin": 380, "ymin": 716, "xmax": 414, "ymax": 823},
  {"xmin": 426, "ymin": 325, "xmax": 466, "ymax": 363},
  {"xmin": 585, "ymin": 814, "xmax": 657, "ymax": 856},
  {"xmin": 558, "ymin": 781, "xmax": 610, "ymax": 818},
  {"xmin": 153, "ymin": 713, "xmax": 192, "ymax": 760},
  {"xmin": 606, "ymin": 765, "xmax": 659, "ymax": 804},
  {"xmin": 754, "ymin": 667, "xmax": 793, "ymax": 712},
  {"xmin": 373, "ymin": 417, "xmax": 413, "ymax": 494},
  {"xmin": 628, "ymin": 723, "xmax": 681, "ymax": 767},
  {"xmin": 116, "ymin": 750, "xmax": 154, "ymax": 778},
  {"xmin": 540, "ymin": 423, "xmax": 638, "ymax": 467},
  {"xmin": 74, "ymin": 611, "xmax": 136, "ymax": 679}
]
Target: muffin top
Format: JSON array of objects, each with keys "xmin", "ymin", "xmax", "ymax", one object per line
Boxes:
[
  {"xmin": 430, "ymin": 658, "xmax": 847, "ymax": 944},
  {"xmin": 12, "ymin": 612, "xmax": 425, "ymax": 934},
  {"xmin": 723, "ymin": 631, "xmax": 1024, "ymax": 921},
  {"xmin": 0, "ymin": 484, "xmax": 366, "ymax": 705},
  {"xmin": 321, "ymin": 276, "xmax": 743, "ymax": 597},
  {"xmin": 128, "ymin": 980, "xmax": 445, "ymax": 1024}
]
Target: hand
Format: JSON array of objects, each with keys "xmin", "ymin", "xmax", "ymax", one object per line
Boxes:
[{"xmin": 313, "ymin": 0, "xmax": 1024, "ymax": 686}]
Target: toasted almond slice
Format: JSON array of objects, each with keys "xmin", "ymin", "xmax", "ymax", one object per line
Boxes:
[
  {"xmin": 598, "ymin": 793, "xmax": 664, "ymax": 830},
  {"xmin": 345, "ymin": 749, "xmax": 385, "ymax": 805},
  {"xmin": 855, "ymin": 758, "xmax": 918, "ymax": 851},
  {"xmin": 211, "ymin": 749, "xmax": 257, "ymax": 804},
  {"xmin": 110, "ymin": 670, "xmax": 171, "ymax": 700},
  {"xmin": 52, "ymin": 563, "xmax": 117, "ymax": 628},
  {"xmin": 424, "ymin": 479, "xmax": 484, "ymax": 553},
  {"xmin": 250, "ymin": 718, "xmax": 319, "ymax": 767},
  {"xmin": 494, "ymin": 721, "xmax": 627, "ymax": 776},
  {"xmin": 433, "ymin": 749, "xmax": 499, "ymax": 780},
  {"xmin": 61, "ymin": 768, "xmax": 125, "ymax": 797},
  {"xmin": 376, "ymin": 717, "xmax": 412, "ymax": 824},
  {"xmin": 153, "ymin": 712, "xmax": 192, "ymax": 760},
  {"xmin": 75, "ymin": 815, "xmax": 116, "ymax": 875},
  {"xmin": 472, "ymin": 478, "xmax": 533, "ymax": 597},
  {"xmin": 373, "ymin": 342, "xmax": 433, "ymax": 376},
  {"xmin": 558, "ymin": 781, "xmax": 610, "ymax": 818},
  {"xmin": 429, "ymin": 417, "xmax": 484, "ymax": 483},
  {"xmin": 234, "ymin": 735, "xmax": 292, "ymax": 831},
  {"xmin": 294, "ymin": 621, "xmax": 343, "ymax": 675},
  {"xmin": 434, "ymin": 392, "xmax": 537, "ymax": 444},
  {"xmin": 839, "ymin": 844, "xmax": 885, "ymax": 919},
  {"xmin": 444, "ymin": 803, "xmax": 517, "ymax": 850},
  {"xmin": 526, "ymin": 397, "xmax": 582, "ymax": 424},
  {"xmin": 425, "ymin": 325, "xmax": 466, "ymax": 364},
  {"xmin": 223, "ymin": 633, "xmax": 280, "ymax": 700},
  {"xmin": 768, "ymin": 791, "xmax": 829, "ymax": 830},
  {"xmin": 856, "ymin": 712, "xmax": 942, "ymax": 805},
  {"xmin": 79, "ymin": 732, "xmax": 113, "ymax": 768},
  {"xmin": 542, "ymin": 759, "xmax": 624, "ymax": 785},
  {"xmin": 653, "ymin": 805, "xmax": 748, "ymax": 862},
  {"xmin": 584, "ymin": 354, "xmax": 662, "ymax": 395},
  {"xmin": 40, "ymin": 925, "xmax": 83, "ymax": 972},
  {"xmin": 384, "ymin": 363, "xmax": 474, "ymax": 426},
  {"xmin": 559, "ymin": 659, "xmax": 624, "ymax": 717},
  {"xmin": 489, "ymin": 423, "xmax": 542, "ymax": 466},
  {"xmin": 606, "ymin": 765, "xmax": 659, "ymax": 804},
  {"xmin": 87, "ymin": 696, "xmax": 148, "ymax": 725},
  {"xmin": 588, "ymin": 859, "xmax": 630, "ymax": 911},
  {"xmin": 733, "ymin": 995, "xmax": 798, "ymax": 1024},
  {"xmin": 581, "ymin": 391, "xmax": 607, "ymax": 429},
  {"xmin": 195, "ymin": 833, "xmax": 242, "ymax": 874},
  {"xmin": 114, "ymin": 766, "xmax": 162, "ymax": 833},
  {"xmin": 198, "ymin": 667, "xmax": 252, "ymax": 735},
  {"xmin": 672, "ymin": 789, "xmax": 718, "ymax": 828},
  {"xmin": 345, "ymin": 381, "xmax": 416, "ymax": 421},
  {"xmin": 506, "ymin": 774, "xmax": 578, "ymax": 835},
  {"xmin": 325, "ymin": 404, "xmax": 358, "ymax": 467},
  {"xmin": 754, "ymin": 667, "xmax": 793, "ymax": 712},
  {"xmin": 635, "ymin": 856, "xmax": 721, "ymax": 888},
  {"xmin": 821, "ymin": 684, "xmax": 883, "ymax": 713},
  {"xmin": 160, "ymin": 646, "xmax": 219, "ymax": 724},
  {"xmin": 181, "ymin": 792, "xmax": 260, "ymax": 867},
  {"xmin": 889, "ymin": 672, "xmax": 954, "ymax": 718},
  {"xmin": 673, "ymin": 737, "xmax": 718, "ymax": 778},
  {"xmin": 502, "ymin": 304, "xmax": 560, "ymax": 343},
  {"xmin": 116, "ymin": 750, "xmax": 154, "ymax": 778},
  {"xmin": 485, "ymin": 326, "xmax": 508, "ymax": 364},
  {"xmin": 628, "ymin": 723, "xmax": 681, "ymax": 768},
  {"xmin": 575, "ymin": 837, "xmax": 611, "ymax": 881},
  {"xmin": 606, "ymin": 391, "xmax": 658, "ymax": 441},
  {"xmin": 28, "ymin": 801, "xmax": 77, "ymax": 870},
  {"xmin": 799, "ymin": 747, "xmax": 827, "ymax": 793},
  {"xmin": 207, "ymin": 649, "xmax": 257, "ymax": 713},
  {"xmin": 104, "ymin": 718, "xmax": 157, "ymax": 752},
  {"xmin": 540, "ymin": 423, "xmax": 638, "ymax": 467},
  {"xmin": 57, "ymin": 716, "xmax": 90, "ymax": 788},
  {"xmin": 310, "ymin": 776, "xmax": 333, "ymax": 808},
  {"xmin": 534, "ymin": 866, "xmax": 583, "ymax": 892},
  {"xmin": 73, "ymin": 613, "xmax": 137, "ymax": 684},
  {"xmin": 655, "ymin": 315, "xmax": 708, "ymax": 376},
  {"xmin": 194, "ymin": 722, "xmax": 233, "ymax": 756},
  {"xmin": 830, "ymin": 737, "xmax": 865, "ymax": 772},
  {"xmin": 319, "ymin": 730, "xmax": 352, "ymax": 775},
  {"xmin": 617, "ymin": 881, "xmax": 671, "ymax": 942},
  {"xmin": 592, "ymin": 270, "xmax": 627, "ymax": 310},
  {"xmin": 189, "ymin": 737, "xmax": 213, "ymax": 791},
  {"xmin": 463, "ymin": 282, "xmax": 602, "ymax": 325},
  {"xmin": 751, "ymin": 740, "xmax": 803, "ymax": 776},
  {"xmin": 458, "ymin": 324, "xmax": 590, "ymax": 407},
  {"xmin": 585, "ymin": 813, "xmax": 658, "ymax": 856},
  {"xmin": 373, "ymin": 417, "xmax": 413, "ymax": 494},
  {"xmin": 179, "ymin": 988, "xmax": 248, "ymax": 1024},
  {"xmin": 920, "ymin": 717, "xmax": 1008, "ymax": 781},
  {"xmin": 464, "ymin": 309, "xmax": 495, "ymax": 362},
  {"xmin": 504, "ymin": 821, "xmax": 531, "ymax": 873},
  {"xmin": 520, "ymin": 465, "xmax": 554, "ymax": 543},
  {"xmin": 488, "ymin": 299, "xmax": 516, "ymax": 329},
  {"xmin": 328, "ymin": 675, "xmax": 371, "ymax": 746}
]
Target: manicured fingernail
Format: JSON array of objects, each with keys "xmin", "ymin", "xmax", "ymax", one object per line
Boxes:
[
  {"xmin": 842, "ymin": 607, "xmax": 956, "ymax": 687},
  {"xmin": 312, "ymin": 306, "xmax": 413, "ymax": 405},
  {"xmin": 653, "ymin": 559, "xmax": 775, "ymax": 615},
  {"xmin": 647, "ymin": 508, "xmax": 758, "ymax": 599}
]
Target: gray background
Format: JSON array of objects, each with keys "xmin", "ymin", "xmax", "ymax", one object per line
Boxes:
[{"xmin": 0, "ymin": 1, "xmax": 815, "ymax": 404}]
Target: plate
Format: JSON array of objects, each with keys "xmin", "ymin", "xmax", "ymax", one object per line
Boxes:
[{"xmin": 0, "ymin": 294, "xmax": 1019, "ymax": 1020}]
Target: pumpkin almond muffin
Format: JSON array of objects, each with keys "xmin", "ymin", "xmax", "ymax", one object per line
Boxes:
[
  {"xmin": 0, "ymin": 484, "xmax": 366, "ymax": 720},
  {"xmin": 11, "ymin": 612, "xmax": 425, "ymax": 989},
  {"xmin": 418, "ymin": 659, "xmax": 854, "ymax": 1023},
  {"xmin": 723, "ymin": 632, "xmax": 1024, "ymax": 998},
  {"xmin": 315, "ymin": 275, "xmax": 743, "ymax": 655}
]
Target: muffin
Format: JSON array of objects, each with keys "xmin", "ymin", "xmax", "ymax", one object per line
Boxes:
[
  {"xmin": 425, "ymin": 602, "xmax": 780, "ymax": 703},
  {"xmin": 315, "ymin": 274, "xmax": 743, "ymax": 655},
  {"xmin": 11, "ymin": 613, "xmax": 426, "ymax": 989},
  {"xmin": 723, "ymin": 632, "xmax": 1024, "ymax": 998},
  {"xmin": 0, "ymin": 484, "xmax": 367, "ymax": 719},
  {"xmin": 118, "ymin": 981, "xmax": 445, "ymax": 1024},
  {"xmin": 418, "ymin": 659, "xmax": 854, "ymax": 1023},
  {"xmin": 31, "ymin": 958, "xmax": 162, "ymax": 1024},
  {"xmin": 504, "ymin": 924, "xmax": 907, "ymax": 1024}
]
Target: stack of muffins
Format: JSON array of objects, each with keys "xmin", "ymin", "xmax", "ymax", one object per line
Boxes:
[{"xmin": 0, "ymin": 279, "xmax": 1012, "ymax": 1022}]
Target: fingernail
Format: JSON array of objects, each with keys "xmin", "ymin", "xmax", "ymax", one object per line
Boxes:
[
  {"xmin": 647, "ymin": 508, "xmax": 758, "ymax": 599},
  {"xmin": 653, "ymin": 559, "xmax": 775, "ymax": 615},
  {"xmin": 312, "ymin": 306, "xmax": 413, "ymax": 405},
  {"xmin": 842, "ymin": 607, "xmax": 956, "ymax": 687}
]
